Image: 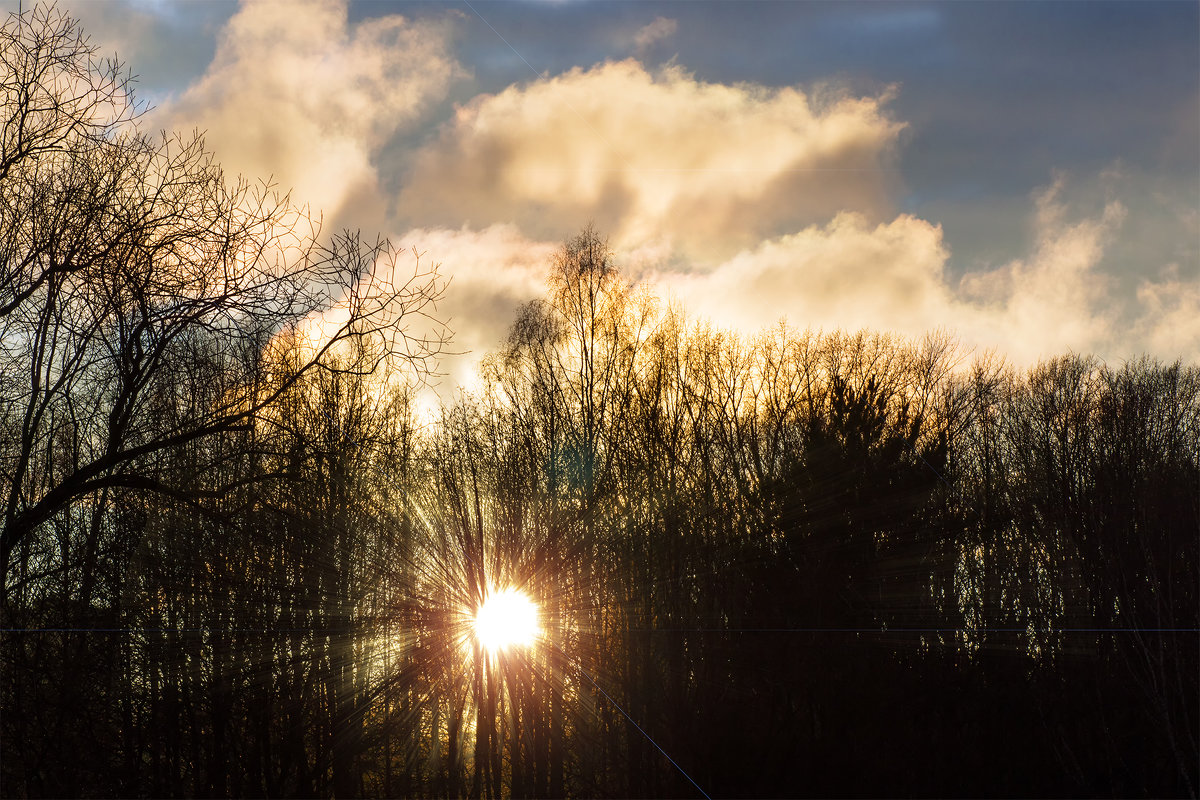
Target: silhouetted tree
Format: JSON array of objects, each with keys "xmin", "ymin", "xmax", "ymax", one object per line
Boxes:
[{"xmin": 2, "ymin": 13, "xmax": 1196, "ymax": 790}]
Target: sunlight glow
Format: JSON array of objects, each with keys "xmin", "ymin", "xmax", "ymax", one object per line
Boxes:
[{"xmin": 473, "ymin": 588, "xmax": 539, "ymax": 653}]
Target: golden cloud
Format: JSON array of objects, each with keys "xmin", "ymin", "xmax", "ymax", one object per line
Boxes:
[
  {"xmin": 653, "ymin": 212, "xmax": 951, "ymax": 337},
  {"xmin": 159, "ymin": 0, "xmax": 465, "ymax": 231},
  {"xmin": 151, "ymin": 6, "xmax": 1193, "ymax": 381},
  {"xmin": 646, "ymin": 178, "xmax": 1172, "ymax": 366},
  {"xmin": 396, "ymin": 60, "xmax": 905, "ymax": 260},
  {"xmin": 394, "ymin": 225, "xmax": 560, "ymax": 402},
  {"xmin": 1134, "ymin": 265, "xmax": 1200, "ymax": 363}
]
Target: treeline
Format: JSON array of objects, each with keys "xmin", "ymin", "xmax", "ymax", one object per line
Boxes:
[
  {"xmin": 2, "ymin": 7, "xmax": 1198, "ymax": 799},
  {"xmin": 410, "ymin": 231, "xmax": 1198, "ymax": 798}
]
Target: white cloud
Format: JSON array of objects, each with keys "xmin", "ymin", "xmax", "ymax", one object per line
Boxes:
[
  {"xmin": 964, "ymin": 178, "xmax": 1126, "ymax": 362},
  {"xmin": 654, "ymin": 212, "xmax": 950, "ymax": 337},
  {"xmin": 140, "ymin": 7, "xmax": 1193, "ymax": 383},
  {"xmin": 645, "ymin": 176, "xmax": 1188, "ymax": 367},
  {"xmin": 1134, "ymin": 265, "xmax": 1200, "ymax": 364},
  {"xmin": 158, "ymin": 0, "xmax": 465, "ymax": 232},
  {"xmin": 396, "ymin": 59, "xmax": 904, "ymax": 260},
  {"xmin": 395, "ymin": 225, "xmax": 560, "ymax": 402},
  {"xmin": 633, "ymin": 17, "xmax": 678, "ymax": 54}
]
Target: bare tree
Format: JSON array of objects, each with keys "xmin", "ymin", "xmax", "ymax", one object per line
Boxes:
[{"xmin": 0, "ymin": 5, "xmax": 448, "ymax": 596}]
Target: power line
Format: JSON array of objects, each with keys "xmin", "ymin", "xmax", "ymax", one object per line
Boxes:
[{"xmin": 549, "ymin": 641, "xmax": 712, "ymax": 800}]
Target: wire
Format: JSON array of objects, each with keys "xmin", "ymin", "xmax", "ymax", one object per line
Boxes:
[{"xmin": 549, "ymin": 641, "xmax": 712, "ymax": 800}]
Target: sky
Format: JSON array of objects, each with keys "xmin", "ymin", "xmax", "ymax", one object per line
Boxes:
[{"xmin": 18, "ymin": 0, "xmax": 1200, "ymax": 398}]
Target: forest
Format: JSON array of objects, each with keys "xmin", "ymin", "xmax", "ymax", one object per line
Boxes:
[{"xmin": 1, "ymin": 7, "xmax": 1197, "ymax": 799}]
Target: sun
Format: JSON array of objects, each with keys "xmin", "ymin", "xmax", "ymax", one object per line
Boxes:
[{"xmin": 473, "ymin": 588, "xmax": 539, "ymax": 654}]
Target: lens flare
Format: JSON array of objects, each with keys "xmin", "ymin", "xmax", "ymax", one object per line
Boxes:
[{"xmin": 473, "ymin": 588, "xmax": 539, "ymax": 653}]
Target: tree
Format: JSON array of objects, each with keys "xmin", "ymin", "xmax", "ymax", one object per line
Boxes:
[{"xmin": 0, "ymin": 5, "xmax": 448, "ymax": 599}]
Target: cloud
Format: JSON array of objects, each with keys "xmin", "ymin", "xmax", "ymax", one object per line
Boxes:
[
  {"xmin": 142, "ymin": 7, "xmax": 1192, "ymax": 382},
  {"xmin": 394, "ymin": 225, "xmax": 560, "ymax": 400},
  {"xmin": 646, "ymin": 176, "xmax": 1191, "ymax": 366},
  {"xmin": 961, "ymin": 177, "xmax": 1126, "ymax": 362},
  {"xmin": 633, "ymin": 17, "xmax": 678, "ymax": 54},
  {"xmin": 282, "ymin": 222, "xmax": 556, "ymax": 416},
  {"xmin": 653, "ymin": 212, "xmax": 952, "ymax": 339},
  {"xmin": 30, "ymin": 0, "xmax": 233, "ymax": 108},
  {"xmin": 54, "ymin": 1, "xmax": 158, "ymax": 67},
  {"xmin": 158, "ymin": 0, "xmax": 465, "ymax": 232},
  {"xmin": 396, "ymin": 59, "xmax": 904, "ymax": 260},
  {"xmin": 1134, "ymin": 266, "xmax": 1200, "ymax": 364}
]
